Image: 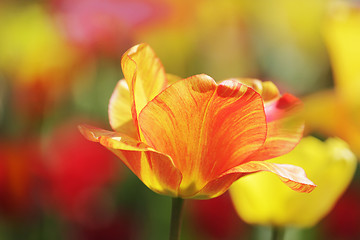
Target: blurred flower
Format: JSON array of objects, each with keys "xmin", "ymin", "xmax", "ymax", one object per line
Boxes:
[
  {"xmin": 325, "ymin": 2, "xmax": 360, "ymax": 114},
  {"xmin": 0, "ymin": 139, "xmax": 43, "ymax": 219},
  {"xmin": 0, "ymin": 3, "xmax": 83, "ymax": 118},
  {"xmin": 234, "ymin": 0, "xmax": 330, "ymax": 94},
  {"xmin": 304, "ymin": 2, "xmax": 360, "ymax": 157},
  {"xmin": 188, "ymin": 192, "xmax": 245, "ymax": 240},
  {"xmin": 229, "ymin": 137, "xmax": 357, "ymax": 227},
  {"xmin": 52, "ymin": 0, "xmax": 173, "ymax": 57},
  {"xmin": 79, "ymin": 43, "xmax": 315, "ymax": 199},
  {"xmin": 42, "ymin": 120, "xmax": 120, "ymax": 224}
]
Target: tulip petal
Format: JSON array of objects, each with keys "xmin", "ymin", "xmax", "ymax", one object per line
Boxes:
[
  {"xmin": 194, "ymin": 161, "xmax": 315, "ymax": 199},
  {"xmin": 108, "ymin": 79, "xmax": 137, "ymax": 138},
  {"xmin": 121, "ymin": 43, "xmax": 167, "ymax": 137},
  {"xmin": 246, "ymin": 93, "xmax": 304, "ymax": 162},
  {"xmin": 166, "ymin": 73, "xmax": 182, "ymax": 85},
  {"xmin": 78, "ymin": 124, "xmax": 182, "ymax": 196},
  {"xmin": 139, "ymin": 75, "xmax": 267, "ymax": 197},
  {"xmin": 233, "ymin": 78, "xmax": 280, "ymax": 102},
  {"xmin": 231, "ymin": 78, "xmax": 304, "ymax": 161}
]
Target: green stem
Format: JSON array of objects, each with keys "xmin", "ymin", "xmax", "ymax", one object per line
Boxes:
[
  {"xmin": 169, "ymin": 198, "xmax": 185, "ymax": 240},
  {"xmin": 271, "ymin": 226, "xmax": 285, "ymax": 240}
]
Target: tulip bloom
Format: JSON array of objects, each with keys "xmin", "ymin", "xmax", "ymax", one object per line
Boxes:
[
  {"xmin": 79, "ymin": 43, "xmax": 315, "ymax": 199},
  {"xmin": 229, "ymin": 137, "xmax": 356, "ymax": 227}
]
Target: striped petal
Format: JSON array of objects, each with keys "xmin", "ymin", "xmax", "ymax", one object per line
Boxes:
[
  {"xmin": 121, "ymin": 43, "xmax": 168, "ymax": 137},
  {"xmin": 139, "ymin": 75, "xmax": 267, "ymax": 198},
  {"xmin": 78, "ymin": 124, "xmax": 182, "ymax": 196},
  {"xmin": 249, "ymin": 93, "xmax": 304, "ymax": 162},
  {"xmin": 228, "ymin": 78, "xmax": 304, "ymax": 162},
  {"xmin": 194, "ymin": 161, "xmax": 315, "ymax": 199}
]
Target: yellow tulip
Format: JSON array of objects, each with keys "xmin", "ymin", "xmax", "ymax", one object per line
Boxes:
[
  {"xmin": 229, "ymin": 137, "xmax": 356, "ymax": 227},
  {"xmin": 324, "ymin": 1, "xmax": 360, "ymax": 114},
  {"xmin": 304, "ymin": 2, "xmax": 360, "ymax": 157}
]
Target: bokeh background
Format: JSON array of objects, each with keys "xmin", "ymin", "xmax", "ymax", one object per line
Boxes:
[{"xmin": 0, "ymin": 0, "xmax": 360, "ymax": 239}]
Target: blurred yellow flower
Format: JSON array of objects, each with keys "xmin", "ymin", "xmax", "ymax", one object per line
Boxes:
[
  {"xmin": 304, "ymin": 2, "xmax": 360, "ymax": 156},
  {"xmin": 325, "ymin": 2, "xmax": 360, "ymax": 114},
  {"xmin": 229, "ymin": 137, "xmax": 356, "ymax": 227},
  {"xmin": 0, "ymin": 3, "xmax": 83, "ymax": 116},
  {"xmin": 0, "ymin": 4, "xmax": 79, "ymax": 84}
]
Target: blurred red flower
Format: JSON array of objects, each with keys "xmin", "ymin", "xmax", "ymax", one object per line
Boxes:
[
  {"xmin": 42, "ymin": 120, "xmax": 121, "ymax": 224},
  {"xmin": 188, "ymin": 192, "xmax": 246, "ymax": 240}
]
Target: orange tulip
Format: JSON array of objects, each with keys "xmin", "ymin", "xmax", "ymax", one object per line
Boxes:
[{"xmin": 79, "ymin": 43, "xmax": 315, "ymax": 199}]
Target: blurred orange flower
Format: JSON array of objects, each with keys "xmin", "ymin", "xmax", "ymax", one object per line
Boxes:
[{"xmin": 79, "ymin": 43, "xmax": 315, "ymax": 199}]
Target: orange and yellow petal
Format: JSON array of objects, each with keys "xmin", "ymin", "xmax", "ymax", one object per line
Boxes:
[
  {"xmin": 108, "ymin": 79, "xmax": 137, "ymax": 138},
  {"xmin": 139, "ymin": 75, "xmax": 267, "ymax": 198},
  {"xmin": 227, "ymin": 78, "xmax": 304, "ymax": 162},
  {"xmin": 191, "ymin": 160, "xmax": 315, "ymax": 199},
  {"xmin": 120, "ymin": 43, "xmax": 168, "ymax": 137},
  {"xmin": 78, "ymin": 124, "xmax": 182, "ymax": 196},
  {"xmin": 230, "ymin": 161, "xmax": 315, "ymax": 192},
  {"xmin": 246, "ymin": 93, "xmax": 304, "ymax": 162}
]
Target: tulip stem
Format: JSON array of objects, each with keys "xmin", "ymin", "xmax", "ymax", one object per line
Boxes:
[
  {"xmin": 169, "ymin": 197, "xmax": 185, "ymax": 240},
  {"xmin": 271, "ymin": 226, "xmax": 285, "ymax": 240}
]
